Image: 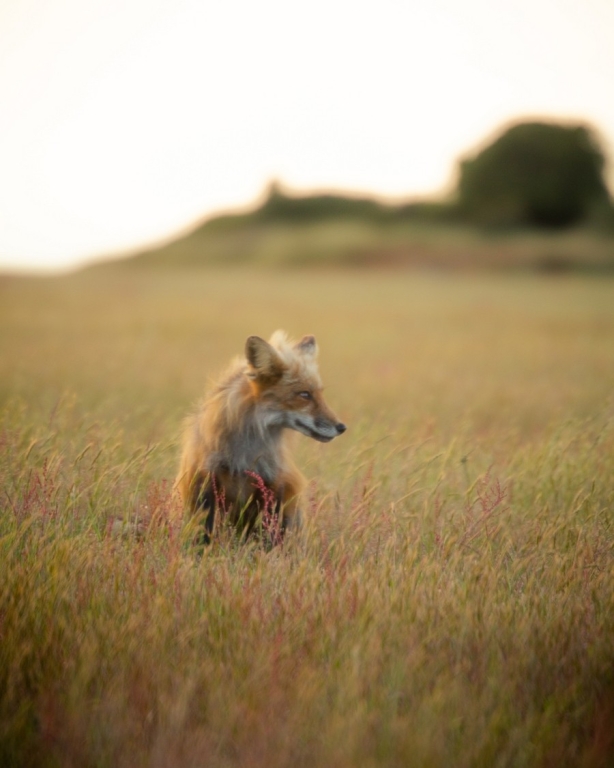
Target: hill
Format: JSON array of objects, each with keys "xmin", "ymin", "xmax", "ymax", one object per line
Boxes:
[{"xmin": 117, "ymin": 183, "xmax": 614, "ymax": 272}]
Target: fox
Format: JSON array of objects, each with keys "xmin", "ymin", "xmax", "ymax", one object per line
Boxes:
[{"xmin": 177, "ymin": 330, "xmax": 346, "ymax": 544}]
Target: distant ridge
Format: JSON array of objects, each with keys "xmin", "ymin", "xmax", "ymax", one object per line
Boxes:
[
  {"xmin": 115, "ymin": 180, "xmax": 613, "ymax": 272},
  {"xmin": 124, "ymin": 182, "xmax": 461, "ymax": 268}
]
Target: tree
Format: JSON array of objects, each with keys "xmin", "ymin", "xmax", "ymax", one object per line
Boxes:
[{"xmin": 457, "ymin": 122, "xmax": 611, "ymax": 227}]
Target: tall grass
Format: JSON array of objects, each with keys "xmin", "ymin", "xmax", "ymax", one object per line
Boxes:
[{"xmin": 1, "ymin": 268, "xmax": 614, "ymax": 766}]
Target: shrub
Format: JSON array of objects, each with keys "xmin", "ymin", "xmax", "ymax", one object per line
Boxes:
[{"xmin": 458, "ymin": 121, "xmax": 611, "ymax": 227}]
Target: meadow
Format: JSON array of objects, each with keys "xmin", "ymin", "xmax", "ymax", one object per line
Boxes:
[{"xmin": 1, "ymin": 265, "xmax": 614, "ymax": 767}]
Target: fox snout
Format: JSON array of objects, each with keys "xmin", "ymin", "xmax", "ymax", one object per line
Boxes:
[
  {"xmin": 290, "ymin": 410, "xmax": 347, "ymax": 443},
  {"xmin": 314, "ymin": 415, "xmax": 346, "ymax": 435}
]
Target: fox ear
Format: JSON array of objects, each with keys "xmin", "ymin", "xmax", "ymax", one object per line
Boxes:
[
  {"xmin": 295, "ymin": 335, "xmax": 318, "ymax": 358},
  {"xmin": 245, "ymin": 336, "xmax": 284, "ymax": 380}
]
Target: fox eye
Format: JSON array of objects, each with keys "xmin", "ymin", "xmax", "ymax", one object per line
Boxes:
[{"xmin": 297, "ymin": 391, "xmax": 312, "ymax": 400}]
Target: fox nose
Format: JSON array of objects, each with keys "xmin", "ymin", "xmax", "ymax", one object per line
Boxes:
[{"xmin": 336, "ymin": 422, "xmax": 347, "ymax": 434}]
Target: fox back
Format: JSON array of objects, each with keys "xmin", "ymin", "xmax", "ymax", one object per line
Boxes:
[{"xmin": 177, "ymin": 331, "xmax": 346, "ymax": 542}]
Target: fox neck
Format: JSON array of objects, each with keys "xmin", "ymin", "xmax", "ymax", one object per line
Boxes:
[{"xmin": 210, "ymin": 399, "xmax": 289, "ymax": 483}]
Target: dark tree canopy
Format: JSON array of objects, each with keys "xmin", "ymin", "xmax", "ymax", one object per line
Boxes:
[{"xmin": 458, "ymin": 122, "xmax": 610, "ymax": 227}]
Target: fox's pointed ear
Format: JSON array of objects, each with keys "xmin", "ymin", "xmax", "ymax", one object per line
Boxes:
[
  {"xmin": 295, "ymin": 335, "xmax": 318, "ymax": 358},
  {"xmin": 245, "ymin": 336, "xmax": 284, "ymax": 381}
]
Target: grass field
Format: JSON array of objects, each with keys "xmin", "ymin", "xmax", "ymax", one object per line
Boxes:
[{"xmin": 1, "ymin": 266, "xmax": 614, "ymax": 767}]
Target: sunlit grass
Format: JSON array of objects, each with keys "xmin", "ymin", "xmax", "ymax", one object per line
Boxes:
[{"xmin": 1, "ymin": 267, "xmax": 614, "ymax": 766}]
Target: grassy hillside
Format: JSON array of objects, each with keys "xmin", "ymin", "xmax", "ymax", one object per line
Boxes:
[
  {"xmin": 112, "ymin": 187, "xmax": 614, "ymax": 271},
  {"xmin": 2, "ymin": 267, "xmax": 614, "ymax": 766}
]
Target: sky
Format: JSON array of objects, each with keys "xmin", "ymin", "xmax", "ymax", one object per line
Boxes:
[{"xmin": 1, "ymin": 0, "xmax": 613, "ymax": 272}]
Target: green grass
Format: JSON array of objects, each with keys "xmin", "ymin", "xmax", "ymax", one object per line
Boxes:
[
  {"xmin": 126, "ymin": 217, "xmax": 614, "ymax": 271},
  {"xmin": 1, "ymin": 267, "xmax": 614, "ymax": 767}
]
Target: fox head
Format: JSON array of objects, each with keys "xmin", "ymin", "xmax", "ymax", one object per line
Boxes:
[{"xmin": 245, "ymin": 331, "xmax": 346, "ymax": 443}]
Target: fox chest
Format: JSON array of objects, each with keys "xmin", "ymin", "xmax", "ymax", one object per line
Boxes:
[{"xmin": 208, "ymin": 426, "xmax": 284, "ymax": 481}]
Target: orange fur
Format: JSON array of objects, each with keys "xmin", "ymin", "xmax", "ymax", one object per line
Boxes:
[{"xmin": 177, "ymin": 331, "xmax": 346, "ymax": 543}]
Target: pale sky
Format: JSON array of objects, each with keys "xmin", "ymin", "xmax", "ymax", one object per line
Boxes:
[{"xmin": 1, "ymin": 0, "xmax": 613, "ymax": 271}]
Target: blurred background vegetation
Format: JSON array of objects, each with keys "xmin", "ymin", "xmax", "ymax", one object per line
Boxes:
[
  {"xmin": 120, "ymin": 119, "xmax": 614, "ymax": 274},
  {"xmin": 457, "ymin": 122, "xmax": 611, "ymax": 229}
]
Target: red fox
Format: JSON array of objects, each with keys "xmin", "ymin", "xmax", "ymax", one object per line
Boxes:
[{"xmin": 177, "ymin": 331, "xmax": 346, "ymax": 543}]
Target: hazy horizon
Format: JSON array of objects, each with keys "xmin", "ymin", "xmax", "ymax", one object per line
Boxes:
[{"xmin": 1, "ymin": 0, "xmax": 614, "ymax": 272}]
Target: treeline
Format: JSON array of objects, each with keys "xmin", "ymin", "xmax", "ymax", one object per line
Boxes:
[
  {"xmin": 209, "ymin": 121, "xmax": 613, "ymax": 232},
  {"xmin": 207, "ymin": 184, "xmax": 462, "ymax": 230}
]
